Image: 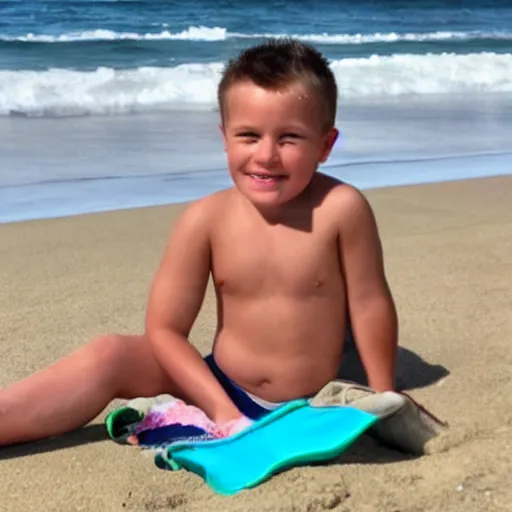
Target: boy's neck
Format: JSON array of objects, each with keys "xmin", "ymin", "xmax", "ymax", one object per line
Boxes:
[{"xmin": 235, "ymin": 177, "xmax": 319, "ymax": 230}]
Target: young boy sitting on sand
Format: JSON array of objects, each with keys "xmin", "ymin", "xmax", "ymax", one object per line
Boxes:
[{"xmin": 0, "ymin": 39, "xmax": 398, "ymax": 445}]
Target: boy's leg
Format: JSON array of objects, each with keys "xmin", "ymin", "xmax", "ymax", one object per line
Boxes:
[{"xmin": 0, "ymin": 334, "xmax": 181, "ymax": 446}]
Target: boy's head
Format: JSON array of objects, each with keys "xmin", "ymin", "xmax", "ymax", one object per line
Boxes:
[
  {"xmin": 218, "ymin": 39, "xmax": 339, "ymax": 211},
  {"xmin": 218, "ymin": 38, "xmax": 338, "ymax": 131}
]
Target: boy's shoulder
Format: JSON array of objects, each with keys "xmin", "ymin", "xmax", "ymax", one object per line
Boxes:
[
  {"xmin": 172, "ymin": 187, "xmax": 234, "ymax": 235},
  {"xmin": 180, "ymin": 187, "xmax": 234, "ymax": 218},
  {"xmin": 315, "ymin": 173, "xmax": 374, "ymax": 222}
]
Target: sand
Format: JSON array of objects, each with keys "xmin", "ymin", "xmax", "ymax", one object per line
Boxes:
[{"xmin": 1, "ymin": 176, "xmax": 511, "ymax": 512}]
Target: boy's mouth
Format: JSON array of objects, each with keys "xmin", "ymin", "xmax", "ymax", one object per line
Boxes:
[{"xmin": 246, "ymin": 172, "xmax": 287, "ymax": 182}]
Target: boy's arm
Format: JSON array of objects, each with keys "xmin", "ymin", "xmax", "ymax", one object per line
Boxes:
[
  {"xmin": 337, "ymin": 186, "xmax": 398, "ymax": 392},
  {"xmin": 145, "ymin": 199, "xmax": 242, "ymax": 423}
]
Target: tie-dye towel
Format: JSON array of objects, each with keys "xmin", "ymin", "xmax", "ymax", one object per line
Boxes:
[{"xmin": 105, "ymin": 397, "xmax": 252, "ymax": 451}]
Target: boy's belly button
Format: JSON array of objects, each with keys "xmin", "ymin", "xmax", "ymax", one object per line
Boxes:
[
  {"xmin": 237, "ymin": 375, "xmax": 273, "ymax": 394},
  {"xmin": 243, "ymin": 376, "xmax": 271, "ymax": 389}
]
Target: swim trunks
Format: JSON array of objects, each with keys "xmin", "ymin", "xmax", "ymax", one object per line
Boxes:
[{"xmin": 204, "ymin": 354, "xmax": 285, "ymax": 421}]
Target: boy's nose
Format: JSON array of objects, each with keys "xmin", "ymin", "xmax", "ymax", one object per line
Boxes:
[{"xmin": 253, "ymin": 138, "xmax": 278, "ymax": 166}]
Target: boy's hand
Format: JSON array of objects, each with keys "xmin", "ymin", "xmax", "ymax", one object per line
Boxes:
[{"xmin": 214, "ymin": 415, "xmax": 254, "ymax": 438}]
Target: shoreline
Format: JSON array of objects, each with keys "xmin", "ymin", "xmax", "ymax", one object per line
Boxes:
[
  {"xmin": 2, "ymin": 169, "xmax": 511, "ymax": 226},
  {"xmin": 2, "ymin": 91, "xmax": 512, "ymax": 225}
]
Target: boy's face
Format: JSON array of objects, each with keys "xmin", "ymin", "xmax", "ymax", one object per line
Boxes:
[{"xmin": 221, "ymin": 80, "xmax": 338, "ymax": 210}]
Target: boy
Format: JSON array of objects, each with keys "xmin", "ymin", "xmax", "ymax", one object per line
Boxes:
[{"xmin": 0, "ymin": 39, "xmax": 398, "ymax": 445}]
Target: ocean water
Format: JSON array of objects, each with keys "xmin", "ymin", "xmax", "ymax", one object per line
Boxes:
[{"xmin": 0, "ymin": 0, "xmax": 511, "ymax": 222}]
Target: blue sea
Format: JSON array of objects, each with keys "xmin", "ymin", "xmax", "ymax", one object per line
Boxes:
[{"xmin": 1, "ymin": 0, "xmax": 511, "ymax": 223}]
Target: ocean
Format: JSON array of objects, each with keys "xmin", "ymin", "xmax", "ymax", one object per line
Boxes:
[{"xmin": 0, "ymin": 0, "xmax": 511, "ymax": 223}]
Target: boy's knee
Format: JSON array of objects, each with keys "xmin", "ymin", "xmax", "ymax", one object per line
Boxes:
[
  {"xmin": 0, "ymin": 389, "xmax": 7, "ymax": 415},
  {"xmin": 88, "ymin": 333, "xmax": 149, "ymax": 367},
  {"xmin": 89, "ymin": 334, "xmax": 126, "ymax": 365}
]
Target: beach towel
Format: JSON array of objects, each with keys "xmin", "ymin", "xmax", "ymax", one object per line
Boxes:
[
  {"xmin": 106, "ymin": 397, "xmax": 379, "ymax": 495},
  {"xmin": 157, "ymin": 399, "xmax": 379, "ymax": 495},
  {"xmin": 105, "ymin": 380, "xmax": 448, "ymax": 494}
]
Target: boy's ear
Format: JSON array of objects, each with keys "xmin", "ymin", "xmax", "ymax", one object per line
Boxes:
[
  {"xmin": 319, "ymin": 128, "xmax": 339, "ymax": 163},
  {"xmin": 219, "ymin": 123, "xmax": 228, "ymax": 152}
]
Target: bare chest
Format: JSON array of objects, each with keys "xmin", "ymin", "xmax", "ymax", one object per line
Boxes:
[{"xmin": 211, "ymin": 223, "xmax": 342, "ymax": 296}]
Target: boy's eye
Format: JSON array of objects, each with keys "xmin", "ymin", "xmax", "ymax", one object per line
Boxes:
[
  {"xmin": 280, "ymin": 133, "xmax": 302, "ymax": 143},
  {"xmin": 236, "ymin": 131, "xmax": 259, "ymax": 139}
]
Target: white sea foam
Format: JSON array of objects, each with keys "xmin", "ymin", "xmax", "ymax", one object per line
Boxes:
[
  {"xmin": 248, "ymin": 29, "xmax": 512, "ymax": 45},
  {"xmin": 2, "ymin": 26, "xmax": 228, "ymax": 42},
  {"xmin": 1, "ymin": 52, "xmax": 511, "ymax": 117},
  {"xmin": 2, "ymin": 27, "xmax": 512, "ymax": 44}
]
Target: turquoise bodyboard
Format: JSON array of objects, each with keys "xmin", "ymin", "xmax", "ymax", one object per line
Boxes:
[{"xmin": 157, "ymin": 399, "xmax": 378, "ymax": 495}]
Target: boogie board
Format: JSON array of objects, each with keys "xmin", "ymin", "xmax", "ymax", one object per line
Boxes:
[{"xmin": 157, "ymin": 399, "xmax": 378, "ymax": 495}]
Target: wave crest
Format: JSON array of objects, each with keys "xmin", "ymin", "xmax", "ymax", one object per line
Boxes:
[
  {"xmin": 1, "ymin": 52, "xmax": 511, "ymax": 117},
  {"xmin": 1, "ymin": 27, "xmax": 511, "ymax": 44}
]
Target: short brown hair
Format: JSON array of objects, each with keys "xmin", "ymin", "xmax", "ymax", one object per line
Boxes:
[{"xmin": 218, "ymin": 38, "xmax": 338, "ymax": 129}]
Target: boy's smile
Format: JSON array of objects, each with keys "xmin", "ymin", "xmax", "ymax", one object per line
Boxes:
[{"xmin": 221, "ymin": 81, "xmax": 338, "ymax": 210}]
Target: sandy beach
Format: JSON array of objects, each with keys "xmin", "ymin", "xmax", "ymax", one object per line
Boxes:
[{"xmin": 1, "ymin": 176, "xmax": 511, "ymax": 512}]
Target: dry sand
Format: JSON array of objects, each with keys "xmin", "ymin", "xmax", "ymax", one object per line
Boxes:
[{"xmin": 0, "ymin": 176, "xmax": 511, "ymax": 512}]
